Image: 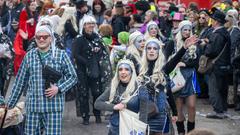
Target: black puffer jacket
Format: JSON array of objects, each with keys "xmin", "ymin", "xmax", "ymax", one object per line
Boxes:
[{"xmin": 204, "ymin": 26, "xmax": 231, "ymax": 74}]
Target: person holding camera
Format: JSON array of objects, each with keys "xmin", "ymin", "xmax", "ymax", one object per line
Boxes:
[{"xmin": 7, "ymin": 25, "xmax": 78, "ymax": 135}]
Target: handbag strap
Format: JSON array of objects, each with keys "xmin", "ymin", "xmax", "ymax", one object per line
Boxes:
[
  {"xmin": 0, "ymin": 107, "xmax": 8, "ymax": 131},
  {"xmin": 212, "ymin": 42, "xmax": 228, "ymax": 63},
  {"xmin": 37, "ymin": 50, "xmax": 45, "ymax": 67}
]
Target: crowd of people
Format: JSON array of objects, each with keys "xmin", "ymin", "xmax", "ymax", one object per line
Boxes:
[{"xmin": 0, "ymin": 0, "xmax": 240, "ymax": 135}]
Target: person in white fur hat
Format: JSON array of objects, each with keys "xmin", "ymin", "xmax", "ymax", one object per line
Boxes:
[
  {"xmin": 72, "ymin": 14, "xmax": 112, "ymax": 125},
  {"xmin": 7, "ymin": 25, "xmax": 77, "ymax": 135}
]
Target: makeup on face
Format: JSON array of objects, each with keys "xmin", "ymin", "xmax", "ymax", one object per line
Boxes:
[
  {"xmin": 118, "ymin": 63, "xmax": 132, "ymax": 83},
  {"xmin": 134, "ymin": 35, "xmax": 145, "ymax": 50}
]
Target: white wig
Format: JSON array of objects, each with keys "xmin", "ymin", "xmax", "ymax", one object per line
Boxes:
[
  {"xmin": 109, "ymin": 59, "xmax": 137, "ymax": 103},
  {"xmin": 138, "ymin": 38, "xmax": 166, "ymax": 87},
  {"xmin": 79, "ymin": 14, "xmax": 98, "ymax": 35}
]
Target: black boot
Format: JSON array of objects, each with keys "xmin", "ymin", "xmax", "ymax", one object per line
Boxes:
[
  {"xmin": 176, "ymin": 121, "xmax": 185, "ymax": 135},
  {"xmin": 95, "ymin": 116, "xmax": 102, "ymax": 123},
  {"xmin": 187, "ymin": 121, "xmax": 195, "ymax": 133}
]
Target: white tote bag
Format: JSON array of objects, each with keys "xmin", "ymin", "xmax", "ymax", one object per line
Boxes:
[
  {"xmin": 119, "ymin": 109, "xmax": 149, "ymax": 135},
  {"xmin": 169, "ymin": 68, "xmax": 186, "ymax": 93}
]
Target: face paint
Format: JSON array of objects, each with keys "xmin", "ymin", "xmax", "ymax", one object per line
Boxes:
[
  {"xmin": 181, "ymin": 25, "xmax": 191, "ymax": 39},
  {"xmin": 146, "ymin": 41, "xmax": 160, "ymax": 61},
  {"xmin": 118, "ymin": 63, "xmax": 132, "ymax": 83},
  {"xmin": 148, "ymin": 24, "xmax": 158, "ymax": 37},
  {"xmin": 134, "ymin": 35, "xmax": 145, "ymax": 51}
]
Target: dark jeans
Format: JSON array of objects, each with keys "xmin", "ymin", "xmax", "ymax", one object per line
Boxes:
[
  {"xmin": 76, "ymin": 75, "xmax": 103, "ymax": 119},
  {"xmin": 208, "ymin": 72, "xmax": 228, "ymax": 113}
]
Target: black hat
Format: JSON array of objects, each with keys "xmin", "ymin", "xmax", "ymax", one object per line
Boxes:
[
  {"xmin": 210, "ymin": 8, "xmax": 226, "ymax": 24},
  {"xmin": 73, "ymin": 0, "xmax": 87, "ymax": 6},
  {"xmin": 166, "ymin": 5, "xmax": 179, "ymax": 13},
  {"xmin": 222, "ymin": 0, "xmax": 232, "ymax": 5},
  {"xmin": 115, "ymin": 1, "xmax": 123, "ymax": 8},
  {"xmin": 135, "ymin": 1, "xmax": 150, "ymax": 13}
]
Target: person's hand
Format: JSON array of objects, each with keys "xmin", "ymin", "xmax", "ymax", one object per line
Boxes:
[
  {"xmin": 113, "ymin": 103, "xmax": 126, "ymax": 111},
  {"xmin": 45, "ymin": 84, "xmax": 59, "ymax": 98},
  {"xmin": 26, "ymin": 18, "xmax": 34, "ymax": 25},
  {"xmin": 184, "ymin": 35, "xmax": 198, "ymax": 49},
  {"xmin": 19, "ymin": 29, "xmax": 28, "ymax": 39},
  {"xmin": 176, "ymin": 62, "xmax": 186, "ymax": 68},
  {"xmin": 171, "ymin": 116, "xmax": 178, "ymax": 123}
]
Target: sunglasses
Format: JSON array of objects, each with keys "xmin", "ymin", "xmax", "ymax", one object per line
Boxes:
[
  {"xmin": 35, "ymin": 35, "xmax": 50, "ymax": 40},
  {"xmin": 199, "ymin": 17, "xmax": 206, "ymax": 20}
]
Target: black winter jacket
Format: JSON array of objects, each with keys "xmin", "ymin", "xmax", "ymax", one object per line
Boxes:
[{"xmin": 204, "ymin": 26, "xmax": 231, "ymax": 74}]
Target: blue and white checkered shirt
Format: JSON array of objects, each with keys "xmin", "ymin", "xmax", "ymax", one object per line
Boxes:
[{"xmin": 7, "ymin": 47, "xmax": 77, "ymax": 112}]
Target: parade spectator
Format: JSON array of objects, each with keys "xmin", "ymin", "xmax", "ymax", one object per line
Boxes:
[
  {"xmin": 129, "ymin": 14, "xmax": 143, "ymax": 33},
  {"xmin": 205, "ymin": 8, "xmax": 231, "ymax": 119},
  {"xmin": 13, "ymin": 0, "xmax": 38, "ymax": 75},
  {"xmin": 111, "ymin": 1, "xmax": 130, "ymax": 43},
  {"xmin": 0, "ymin": 0, "xmax": 10, "ymax": 35},
  {"xmin": 7, "ymin": 25, "xmax": 78, "ymax": 135},
  {"xmin": 140, "ymin": 10, "xmax": 158, "ymax": 34},
  {"xmin": 95, "ymin": 59, "xmax": 148, "ymax": 135},
  {"xmin": 73, "ymin": 15, "xmax": 112, "ymax": 125},
  {"xmin": 99, "ymin": 23, "xmax": 113, "ymax": 47},
  {"xmin": 56, "ymin": 6, "xmax": 78, "ymax": 60},
  {"xmin": 0, "ymin": 28, "xmax": 14, "ymax": 96},
  {"xmin": 92, "ymin": 0, "xmax": 106, "ymax": 27},
  {"xmin": 102, "ymin": 9, "xmax": 112, "ymax": 24},
  {"xmin": 8, "ymin": 0, "xmax": 24, "ymax": 41}
]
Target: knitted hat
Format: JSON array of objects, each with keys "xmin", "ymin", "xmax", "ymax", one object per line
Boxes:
[{"xmin": 118, "ymin": 31, "xmax": 130, "ymax": 45}]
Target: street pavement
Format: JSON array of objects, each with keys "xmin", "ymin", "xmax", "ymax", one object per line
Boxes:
[{"xmin": 5, "ymin": 77, "xmax": 240, "ymax": 135}]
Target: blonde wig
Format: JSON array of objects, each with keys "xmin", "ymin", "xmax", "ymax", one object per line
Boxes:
[
  {"xmin": 109, "ymin": 59, "xmax": 137, "ymax": 103},
  {"xmin": 144, "ymin": 21, "xmax": 164, "ymax": 42},
  {"xmin": 175, "ymin": 20, "xmax": 193, "ymax": 51},
  {"xmin": 125, "ymin": 31, "xmax": 144, "ymax": 66},
  {"xmin": 175, "ymin": 20, "xmax": 197, "ymax": 59},
  {"xmin": 138, "ymin": 38, "xmax": 166, "ymax": 87},
  {"xmin": 56, "ymin": 7, "xmax": 78, "ymax": 36}
]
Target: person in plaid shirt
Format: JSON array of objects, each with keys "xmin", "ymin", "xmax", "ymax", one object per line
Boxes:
[{"xmin": 7, "ymin": 25, "xmax": 78, "ymax": 135}]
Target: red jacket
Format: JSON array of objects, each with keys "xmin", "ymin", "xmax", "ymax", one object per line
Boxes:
[{"xmin": 13, "ymin": 9, "xmax": 37, "ymax": 75}]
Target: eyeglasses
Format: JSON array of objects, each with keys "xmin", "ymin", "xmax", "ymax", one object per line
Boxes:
[
  {"xmin": 85, "ymin": 22, "xmax": 96, "ymax": 25},
  {"xmin": 35, "ymin": 35, "xmax": 50, "ymax": 40}
]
